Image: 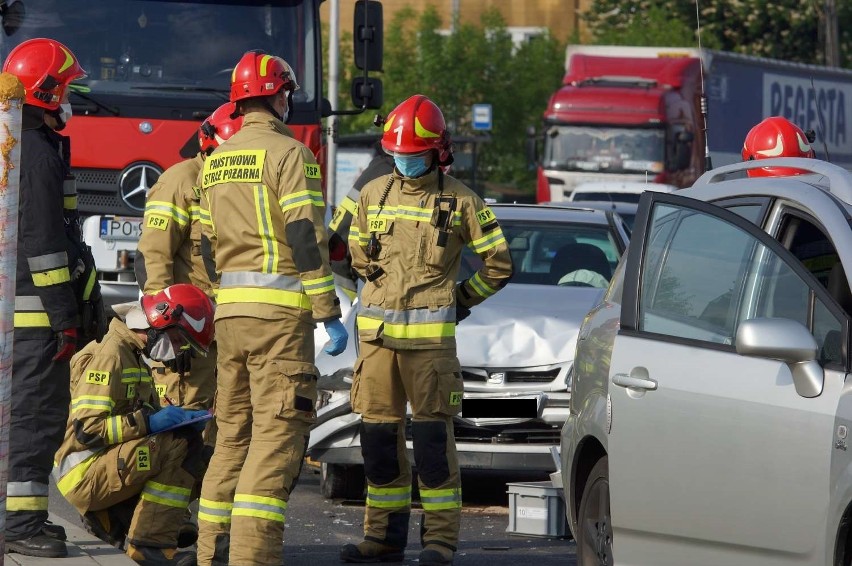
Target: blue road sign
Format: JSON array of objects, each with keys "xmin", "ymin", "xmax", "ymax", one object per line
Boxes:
[{"xmin": 472, "ymin": 103, "xmax": 492, "ymax": 131}]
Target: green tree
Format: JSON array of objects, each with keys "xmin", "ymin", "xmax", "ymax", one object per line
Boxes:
[
  {"xmin": 583, "ymin": 0, "xmax": 851, "ymax": 68},
  {"xmin": 323, "ymin": 6, "xmax": 565, "ymax": 199}
]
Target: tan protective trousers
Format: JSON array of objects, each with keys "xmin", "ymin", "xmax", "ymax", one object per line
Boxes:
[
  {"xmin": 351, "ymin": 340, "xmax": 464, "ymax": 552},
  {"xmin": 151, "ymin": 341, "xmax": 218, "ymax": 446},
  {"xmin": 196, "ymin": 316, "xmax": 317, "ymax": 566},
  {"xmin": 62, "ymin": 433, "xmax": 195, "ymax": 548}
]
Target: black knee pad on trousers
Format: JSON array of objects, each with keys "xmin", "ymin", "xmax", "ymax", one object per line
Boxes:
[
  {"xmin": 212, "ymin": 533, "xmax": 230, "ymax": 566},
  {"xmin": 175, "ymin": 429, "xmax": 205, "ymax": 480},
  {"xmin": 412, "ymin": 421, "xmax": 449, "ymax": 487},
  {"xmin": 361, "ymin": 422, "xmax": 400, "ymax": 485}
]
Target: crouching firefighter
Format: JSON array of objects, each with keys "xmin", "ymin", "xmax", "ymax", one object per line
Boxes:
[
  {"xmin": 340, "ymin": 95, "xmax": 513, "ymax": 566},
  {"xmin": 53, "ymin": 284, "xmax": 215, "ymax": 566}
]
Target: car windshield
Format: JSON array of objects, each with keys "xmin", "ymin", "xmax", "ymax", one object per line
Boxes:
[
  {"xmin": 0, "ymin": 0, "xmax": 318, "ymax": 108},
  {"xmin": 543, "ymin": 125, "xmax": 665, "ymax": 174},
  {"xmin": 460, "ymin": 220, "xmax": 620, "ymax": 287}
]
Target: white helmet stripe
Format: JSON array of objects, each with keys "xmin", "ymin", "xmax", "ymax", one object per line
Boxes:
[
  {"xmin": 796, "ymin": 132, "xmax": 812, "ymax": 154},
  {"xmin": 756, "ymin": 133, "xmax": 784, "ymax": 157}
]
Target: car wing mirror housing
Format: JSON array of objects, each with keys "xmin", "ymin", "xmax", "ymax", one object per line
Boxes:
[{"xmin": 736, "ymin": 318, "xmax": 823, "ymax": 398}]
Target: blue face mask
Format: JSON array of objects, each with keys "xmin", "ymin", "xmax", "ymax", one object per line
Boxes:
[{"xmin": 394, "ymin": 155, "xmax": 429, "ymax": 178}]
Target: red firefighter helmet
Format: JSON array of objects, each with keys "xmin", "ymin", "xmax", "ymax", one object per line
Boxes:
[
  {"xmin": 230, "ymin": 50, "xmax": 298, "ymax": 103},
  {"xmin": 381, "ymin": 94, "xmax": 453, "ymax": 165},
  {"xmin": 2, "ymin": 38, "xmax": 87, "ymax": 110},
  {"xmin": 199, "ymin": 102, "xmax": 243, "ymax": 154},
  {"xmin": 742, "ymin": 116, "xmax": 815, "ymax": 178},
  {"xmin": 141, "ymin": 284, "xmax": 215, "ymax": 353}
]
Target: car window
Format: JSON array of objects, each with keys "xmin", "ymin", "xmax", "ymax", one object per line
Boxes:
[
  {"xmin": 638, "ymin": 202, "xmax": 844, "ymax": 364},
  {"xmin": 724, "ymin": 204, "xmax": 763, "ymax": 225},
  {"xmin": 459, "ymin": 220, "xmax": 621, "ymax": 286}
]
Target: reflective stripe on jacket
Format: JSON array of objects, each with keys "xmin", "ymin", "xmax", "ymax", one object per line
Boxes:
[
  {"xmin": 54, "ymin": 319, "xmax": 157, "ymax": 494},
  {"xmin": 138, "ymin": 154, "xmax": 216, "ymax": 297},
  {"xmin": 199, "ymin": 112, "xmax": 340, "ymax": 323},
  {"xmin": 349, "ymin": 169, "xmax": 513, "ymax": 349}
]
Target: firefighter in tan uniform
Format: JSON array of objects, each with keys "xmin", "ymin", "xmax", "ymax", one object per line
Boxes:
[
  {"xmin": 340, "ymin": 95, "xmax": 513, "ymax": 566},
  {"xmin": 53, "ymin": 284, "xmax": 216, "ymax": 565},
  {"xmin": 195, "ymin": 50, "xmax": 348, "ymax": 566},
  {"xmin": 136, "ymin": 101, "xmax": 242, "ymax": 414}
]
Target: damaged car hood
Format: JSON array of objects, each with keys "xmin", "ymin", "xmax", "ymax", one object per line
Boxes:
[{"xmin": 458, "ymin": 284, "xmax": 605, "ymax": 367}]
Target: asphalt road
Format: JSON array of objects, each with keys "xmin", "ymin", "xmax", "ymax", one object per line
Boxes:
[{"xmin": 49, "ymin": 466, "xmax": 577, "ymax": 565}]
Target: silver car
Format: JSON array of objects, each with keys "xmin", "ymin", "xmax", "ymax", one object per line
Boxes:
[
  {"xmin": 310, "ymin": 203, "xmax": 629, "ymax": 498},
  {"xmin": 561, "ymin": 158, "xmax": 852, "ymax": 565}
]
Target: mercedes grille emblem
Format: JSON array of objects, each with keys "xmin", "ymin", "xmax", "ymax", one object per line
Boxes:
[{"xmin": 119, "ymin": 163, "xmax": 162, "ymax": 212}]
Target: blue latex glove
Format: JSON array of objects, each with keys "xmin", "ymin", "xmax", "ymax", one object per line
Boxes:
[
  {"xmin": 323, "ymin": 319, "xmax": 348, "ymax": 356},
  {"xmin": 148, "ymin": 405, "xmax": 188, "ymax": 433},
  {"xmin": 186, "ymin": 409, "xmax": 211, "ymax": 432}
]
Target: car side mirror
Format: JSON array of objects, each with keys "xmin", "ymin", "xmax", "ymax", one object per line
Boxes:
[
  {"xmin": 736, "ymin": 318, "xmax": 823, "ymax": 398},
  {"xmin": 354, "ymin": 0, "xmax": 383, "ymax": 72}
]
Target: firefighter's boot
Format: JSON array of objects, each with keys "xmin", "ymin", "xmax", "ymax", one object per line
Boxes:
[
  {"xmin": 339, "ymin": 540, "xmax": 405, "ymax": 563},
  {"xmin": 126, "ymin": 544, "xmax": 196, "ymax": 566},
  {"xmin": 418, "ymin": 544, "xmax": 454, "ymax": 565},
  {"xmin": 82, "ymin": 510, "xmax": 127, "ymax": 549}
]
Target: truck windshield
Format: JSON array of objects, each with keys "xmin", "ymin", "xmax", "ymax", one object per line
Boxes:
[
  {"xmin": 544, "ymin": 125, "xmax": 665, "ymax": 174},
  {"xmin": 0, "ymin": 0, "xmax": 318, "ymax": 120}
]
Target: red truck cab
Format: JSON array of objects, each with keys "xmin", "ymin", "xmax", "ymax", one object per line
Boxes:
[{"xmin": 538, "ymin": 47, "xmax": 704, "ymax": 202}]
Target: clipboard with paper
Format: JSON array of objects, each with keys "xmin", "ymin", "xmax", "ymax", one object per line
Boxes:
[{"xmin": 148, "ymin": 412, "xmax": 213, "ymax": 435}]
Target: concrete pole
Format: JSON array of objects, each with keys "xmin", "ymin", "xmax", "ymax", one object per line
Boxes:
[
  {"xmin": 327, "ymin": 0, "xmax": 340, "ymax": 205},
  {"xmin": 0, "ymin": 72, "xmax": 24, "ymax": 561}
]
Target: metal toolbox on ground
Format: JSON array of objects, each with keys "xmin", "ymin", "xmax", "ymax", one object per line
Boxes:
[{"xmin": 506, "ymin": 481, "xmax": 570, "ymax": 538}]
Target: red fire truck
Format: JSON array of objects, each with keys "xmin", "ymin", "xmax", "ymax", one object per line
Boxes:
[{"xmin": 0, "ymin": 0, "xmax": 382, "ymax": 308}]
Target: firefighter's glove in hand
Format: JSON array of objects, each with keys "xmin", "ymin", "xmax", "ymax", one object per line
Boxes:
[
  {"xmin": 53, "ymin": 328, "xmax": 78, "ymax": 362},
  {"xmin": 166, "ymin": 347, "xmax": 194, "ymax": 375},
  {"xmin": 149, "ymin": 406, "xmax": 191, "ymax": 434},
  {"xmin": 323, "ymin": 319, "xmax": 348, "ymax": 356},
  {"xmin": 455, "ymin": 304, "xmax": 472, "ymax": 325}
]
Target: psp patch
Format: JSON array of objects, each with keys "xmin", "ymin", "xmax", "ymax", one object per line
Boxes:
[
  {"xmin": 146, "ymin": 214, "xmax": 169, "ymax": 231},
  {"xmin": 136, "ymin": 446, "xmax": 151, "ymax": 471},
  {"xmin": 85, "ymin": 370, "xmax": 110, "ymax": 386},
  {"xmin": 476, "ymin": 207, "xmax": 495, "ymax": 226},
  {"xmin": 304, "ymin": 163, "xmax": 321, "ymax": 179},
  {"xmin": 449, "ymin": 392, "xmax": 463, "ymax": 406}
]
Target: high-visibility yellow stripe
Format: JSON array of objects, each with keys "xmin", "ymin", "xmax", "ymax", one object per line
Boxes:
[
  {"xmin": 83, "ymin": 268, "xmax": 97, "ymax": 301},
  {"xmin": 356, "ymin": 314, "xmax": 383, "ymax": 330},
  {"xmin": 303, "ymin": 275, "xmax": 335, "ymax": 296},
  {"xmin": 140, "ymin": 493, "xmax": 189, "ymax": 508},
  {"xmin": 198, "ymin": 498, "xmax": 233, "ymax": 524},
  {"xmin": 468, "ymin": 273, "xmax": 497, "ymax": 299},
  {"xmin": 32, "ymin": 267, "xmax": 71, "ymax": 287},
  {"xmin": 383, "ymin": 322, "xmax": 455, "ymax": 340},
  {"xmin": 106, "ymin": 416, "xmax": 123, "ymax": 445},
  {"xmin": 7, "ymin": 496, "xmax": 48, "ymax": 511},
  {"xmin": 279, "ymin": 190, "xmax": 324, "ymax": 213},
  {"xmin": 420, "ymin": 487, "xmax": 462, "ymax": 511},
  {"xmin": 14, "ymin": 312, "xmax": 50, "ymax": 327},
  {"xmin": 366, "ymin": 486, "xmax": 411, "ymax": 509},
  {"xmin": 254, "ymin": 186, "xmax": 278, "ymax": 274},
  {"xmin": 145, "ymin": 201, "xmax": 189, "ymax": 225},
  {"xmin": 232, "ymin": 493, "xmax": 287, "ymax": 522},
  {"xmin": 470, "ymin": 229, "xmax": 507, "ymax": 254},
  {"xmin": 64, "ymin": 196, "xmax": 78, "ymax": 209},
  {"xmin": 56, "ymin": 454, "xmax": 99, "ymax": 495},
  {"xmin": 216, "ymin": 287, "xmax": 311, "ymax": 310}
]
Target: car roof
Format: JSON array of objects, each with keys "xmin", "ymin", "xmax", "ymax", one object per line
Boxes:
[
  {"xmin": 686, "ymin": 158, "xmax": 852, "ymax": 210},
  {"xmin": 572, "ymin": 181, "xmax": 677, "ymax": 193},
  {"xmin": 492, "ymin": 202, "xmax": 613, "ymax": 225},
  {"xmin": 556, "ymin": 200, "xmax": 639, "ymax": 214}
]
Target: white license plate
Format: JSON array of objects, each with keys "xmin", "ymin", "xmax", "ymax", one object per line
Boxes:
[{"xmin": 99, "ymin": 216, "xmax": 142, "ymax": 241}]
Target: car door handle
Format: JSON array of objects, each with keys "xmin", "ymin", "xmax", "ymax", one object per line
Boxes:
[{"xmin": 612, "ymin": 373, "xmax": 657, "ymax": 391}]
